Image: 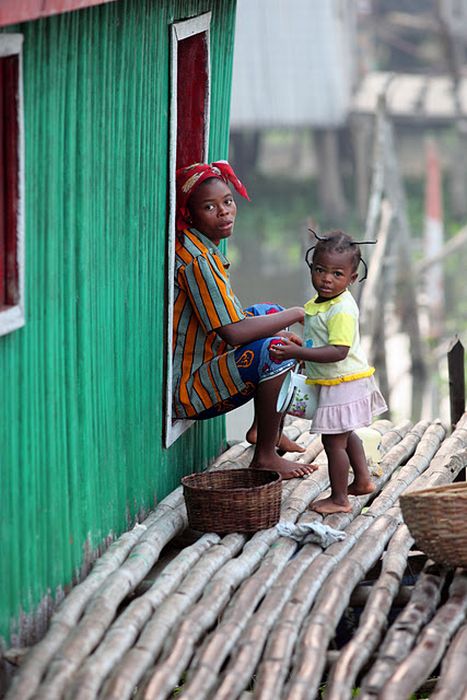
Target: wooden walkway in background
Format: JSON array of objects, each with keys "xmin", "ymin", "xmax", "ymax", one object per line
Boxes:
[{"xmin": 5, "ymin": 414, "xmax": 467, "ymax": 700}]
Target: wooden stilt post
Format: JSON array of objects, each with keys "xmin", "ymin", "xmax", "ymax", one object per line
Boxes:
[
  {"xmin": 448, "ymin": 336, "xmax": 466, "ymax": 481},
  {"xmin": 448, "ymin": 336, "xmax": 465, "ymax": 429}
]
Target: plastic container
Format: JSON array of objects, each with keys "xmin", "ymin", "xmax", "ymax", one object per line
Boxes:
[{"xmin": 277, "ymin": 370, "xmax": 318, "ymax": 420}]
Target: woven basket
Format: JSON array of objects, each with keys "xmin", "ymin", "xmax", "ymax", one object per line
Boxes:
[
  {"xmin": 181, "ymin": 468, "xmax": 282, "ymax": 534},
  {"xmin": 400, "ymin": 482, "xmax": 467, "ymax": 568}
]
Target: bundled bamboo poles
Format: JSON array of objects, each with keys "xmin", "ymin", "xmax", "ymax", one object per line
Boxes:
[
  {"xmin": 267, "ymin": 422, "xmax": 445, "ymax": 700},
  {"xmin": 33, "ymin": 507, "xmax": 190, "ymax": 699},
  {"xmin": 175, "ymin": 536, "xmax": 300, "ymax": 700},
  {"xmin": 136, "ymin": 422, "xmax": 410, "ymax": 700},
  {"xmin": 201, "ymin": 422, "xmax": 400, "ymax": 700},
  {"xmin": 324, "ymin": 523, "xmax": 415, "ymax": 699},
  {"xmin": 304, "ymin": 423, "xmax": 462, "ymax": 698},
  {"xmin": 97, "ymin": 442, "xmax": 324, "ymax": 700},
  {"xmin": 211, "ymin": 514, "xmax": 332, "ymax": 700},
  {"xmin": 89, "ymin": 467, "xmax": 319, "ymax": 699},
  {"xmin": 208, "ymin": 423, "xmax": 389, "ymax": 700},
  {"xmin": 353, "ymin": 417, "xmax": 467, "ymax": 699},
  {"xmin": 431, "ymin": 620, "xmax": 467, "ymax": 699},
  {"xmin": 133, "ymin": 473, "xmax": 331, "ymax": 700},
  {"xmin": 100, "ymin": 532, "xmax": 248, "ymax": 700},
  {"xmin": 355, "ymin": 421, "xmax": 446, "ymax": 517},
  {"xmin": 283, "ymin": 507, "xmax": 402, "ymax": 700},
  {"xmin": 4, "ymin": 503, "xmax": 185, "ymax": 700},
  {"xmin": 414, "ymin": 412, "xmax": 467, "ymax": 488},
  {"xmin": 358, "ymin": 561, "xmax": 448, "ymax": 699},
  {"xmin": 64, "ymin": 533, "xmax": 221, "ymax": 700},
  {"xmin": 379, "ymin": 570, "xmax": 467, "ymax": 700},
  {"xmin": 179, "ymin": 447, "xmax": 341, "ymax": 700},
  {"xmin": 7, "ymin": 415, "xmax": 467, "ymax": 700},
  {"xmin": 246, "ymin": 423, "xmax": 428, "ymax": 700},
  {"xmin": 5, "ymin": 436, "xmax": 259, "ymax": 700},
  {"xmin": 4, "ymin": 421, "xmax": 291, "ymax": 700}
]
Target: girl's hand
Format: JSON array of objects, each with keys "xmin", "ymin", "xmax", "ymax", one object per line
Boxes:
[
  {"xmin": 269, "ymin": 337, "xmax": 301, "ymax": 362},
  {"xmin": 280, "ymin": 330, "xmax": 303, "ymax": 346}
]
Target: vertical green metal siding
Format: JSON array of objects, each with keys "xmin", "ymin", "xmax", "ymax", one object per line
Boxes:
[{"xmin": 0, "ymin": 0, "xmax": 236, "ymax": 644}]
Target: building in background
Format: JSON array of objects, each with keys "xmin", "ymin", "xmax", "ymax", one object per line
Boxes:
[
  {"xmin": 231, "ymin": 0, "xmax": 356, "ymax": 130},
  {"xmin": 230, "ymin": 0, "xmax": 357, "ymax": 219}
]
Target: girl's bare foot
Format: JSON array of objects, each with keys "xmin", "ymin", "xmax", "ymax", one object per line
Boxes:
[
  {"xmin": 250, "ymin": 454, "xmax": 317, "ymax": 480},
  {"xmin": 310, "ymin": 496, "xmax": 352, "ymax": 514},
  {"xmin": 348, "ymin": 480, "xmax": 375, "ymax": 496},
  {"xmin": 246, "ymin": 428, "xmax": 306, "ymax": 454}
]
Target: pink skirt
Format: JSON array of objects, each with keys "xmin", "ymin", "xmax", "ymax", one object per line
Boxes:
[{"xmin": 310, "ymin": 375, "xmax": 388, "ymax": 435}]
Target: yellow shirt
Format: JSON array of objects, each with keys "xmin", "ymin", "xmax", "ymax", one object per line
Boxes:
[{"xmin": 303, "ymin": 290, "xmax": 374, "ymax": 385}]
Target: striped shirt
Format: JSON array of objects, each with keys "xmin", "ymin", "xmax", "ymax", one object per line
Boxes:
[{"xmin": 173, "ymin": 228, "xmax": 247, "ymax": 418}]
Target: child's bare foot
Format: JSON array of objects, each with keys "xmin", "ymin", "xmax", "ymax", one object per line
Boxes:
[
  {"xmin": 250, "ymin": 454, "xmax": 317, "ymax": 480},
  {"xmin": 246, "ymin": 428, "xmax": 305, "ymax": 454},
  {"xmin": 348, "ymin": 480, "xmax": 376, "ymax": 496},
  {"xmin": 310, "ymin": 496, "xmax": 352, "ymax": 514}
]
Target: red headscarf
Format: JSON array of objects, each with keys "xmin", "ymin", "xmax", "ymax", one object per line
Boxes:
[{"xmin": 175, "ymin": 160, "xmax": 250, "ymax": 232}]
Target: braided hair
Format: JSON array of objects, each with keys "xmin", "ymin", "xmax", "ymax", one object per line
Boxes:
[{"xmin": 305, "ymin": 229, "xmax": 376, "ymax": 282}]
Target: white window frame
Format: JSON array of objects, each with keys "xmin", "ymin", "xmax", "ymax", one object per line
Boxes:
[
  {"xmin": 0, "ymin": 33, "xmax": 25, "ymax": 337},
  {"xmin": 165, "ymin": 13, "xmax": 211, "ymax": 448}
]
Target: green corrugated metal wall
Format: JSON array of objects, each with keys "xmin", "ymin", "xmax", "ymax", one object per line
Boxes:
[{"xmin": 0, "ymin": 0, "xmax": 236, "ymax": 645}]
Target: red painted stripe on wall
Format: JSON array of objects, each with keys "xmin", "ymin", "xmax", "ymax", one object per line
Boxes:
[{"xmin": 0, "ymin": 0, "xmax": 117, "ymax": 27}]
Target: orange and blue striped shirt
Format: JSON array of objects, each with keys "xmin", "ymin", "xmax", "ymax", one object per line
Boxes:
[{"xmin": 173, "ymin": 229, "xmax": 247, "ymax": 418}]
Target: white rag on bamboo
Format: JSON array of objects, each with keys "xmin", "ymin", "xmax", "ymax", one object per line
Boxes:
[{"xmin": 276, "ymin": 521, "xmax": 346, "ymax": 548}]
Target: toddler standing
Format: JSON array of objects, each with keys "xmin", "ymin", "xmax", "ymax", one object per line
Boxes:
[{"xmin": 270, "ymin": 230, "xmax": 388, "ymax": 513}]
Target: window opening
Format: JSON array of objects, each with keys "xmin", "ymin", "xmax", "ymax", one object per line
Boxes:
[
  {"xmin": 165, "ymin": 14, "xmax": 211, "ymax": 447},
  {"xmin": 0, "ymin": 34, "xmax": 24, "ymax": 336}
]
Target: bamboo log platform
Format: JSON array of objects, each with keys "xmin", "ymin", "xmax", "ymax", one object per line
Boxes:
[{"xmin": 4, "ymin": 414, "xmax": 467, "ymax": 700}]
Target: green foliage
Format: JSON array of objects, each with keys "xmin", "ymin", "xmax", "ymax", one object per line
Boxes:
[{"xmin": 172, "ymin": 672, "xmax": 187, "ymax": 696}]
